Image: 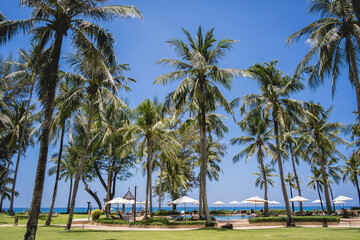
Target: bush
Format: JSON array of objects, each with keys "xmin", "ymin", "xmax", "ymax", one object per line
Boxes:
[
  {"xmin": 94, "ymin": 217, "xmax": 215, "ymax": 226},
  {"xmin": 91, "ymin": 209, "xmax": 102, "ymax": 220},
  {"xmin": 249, "ymin": 216, "xmax": 340, "ymax": 224},
  {"xmin": 209, "ymin": 210, "xmax": 232, "ymax": 214},
  {"xmin": 153, "ymin": 210, "xmax": 180, "ymax": 216}
]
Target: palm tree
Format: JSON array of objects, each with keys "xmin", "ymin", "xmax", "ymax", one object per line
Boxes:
[
  {"xmin": 1, "ymin": 1, "xmax": 141, "ymax": 238},
  {"xmin": 297, "ymin": 105, "xmax": 348, "ymax": 214},
  {"xmin": 0, "ymin": 100, "xmax": 35, "ymax": 211},
  {"xmin": 45, "ymin": 78, "xmax": 78, "ymax": 225},
  {"xmin": 122, "ymin": 99, "xmax": 178, "ymax": 219},
  {"xmin": 308, "ymin": 167, "xmax": 325, "ymax": 211},
  {"xmin": 288, "ymin": 0, "xmax": 360, "ymax": 118},
  {"xmin": 285, "ymin": 173, "xmax": 298, "ymax": 213},
  {"xmin": 352, "ymin": 0, "xmax": 360, "ymax": 21},
  {"xmin": 64, "ymin": 52, "xmax": 131, "ymax": 230},
  {"xmin": 235, "ymin": 61, "xmax": 304, "ymax": 226},
  {"xmin": 342, "ymin": 151, "xmax": 360, "ymax": 206},
  {"xmin": 155, "ymin": 27, "xmax": 240, "ymax": 225},
  {"xmin": 252, "ymin": 164, "xmax": 277, "ymax": 212},
  {"xmin": 231, "ymin": 110, "xmax": 274, "ymax": 214}
]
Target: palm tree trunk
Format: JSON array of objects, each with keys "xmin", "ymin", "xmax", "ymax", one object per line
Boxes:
[
  {"xmin": 45, "ymin": 124, "xmax": 65, "ymax": 225},
  {"xmin": 158, "ymin": 167, "xmax": 163, "ymax": 211},
  {"xmin": 329, "ymin": 184, "xmax": 336, "ymax": 212},
  {"xmin": 347, "ymin": 38, "xmax": 360, "ymax": 119},
  {"xmin": 199, "ymin": 175, "xmax": 203, "ymax": 216},
  {"xmin": 317, "ymin": 183, "xmax": 324, "ymax": 211},
  {"xmin": 67, "ymin": 176, "xmax": 73, "ymax": 214},
  {"xmin": 144, "ymin": 138, "xmax": 152, "ymax": 220},
  {"xmin": 149, "ymin": 164, "xmax": 153, "ymax": 217},
  {"xmin": 354, "ymin": 174, "xmax": 360, "ymax": 207},
  {"xmin": 352, "ymin": 0, "xmax": 360, "ymax": 23},
  {"xmin": 106, "ymin": 143, "xmax": 112, "ymax": 219},
  {"xmin": 83, "ymin": 178, "xmax": 102, "ymax": 209},
  {"xmin": 0, "ymin": 148, "xmax": 14, "ymax": 210},
  {"xmin": 273, "ymin": 115, "xmax": 293, "ymax": 227},
  {"xmin": 259, "ymin": 147, "xmax": 268, "ymax": 214},
  {"xmin": 317, "ymin": 143, "xmax": 332, "ymax": 214},
  {"xmin": 289, "ymin": 143, "xmax": 303, "ymax": 215},
  {"xmin": 9, "ymin": 82, "xmax": 35, "ymax": 215},
  {"xmin": 289, "ymin": 185, "xmax": 294, "ymax": 213},
  {"xmin": 24, "ymin": 30, "xmax": 64, "ymax": 240},
  {"xmin": 66, "ymin": 100, "xmax": 94, "ymax": 231},
  {"xmin": 200, "ymin": 104, "xmax": 212, "ymax": 226}
]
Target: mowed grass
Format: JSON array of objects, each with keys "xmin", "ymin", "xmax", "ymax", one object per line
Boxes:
[
  {"xmin": 0, "ymin": 227, "xmax": 359, "ymax": 240},
  {"xmin": 0, "ymin": 213, "xmax": 88, "ymax": 225}
]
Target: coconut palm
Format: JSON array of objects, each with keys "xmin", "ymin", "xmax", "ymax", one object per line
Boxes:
[
  {"xmin": 154, "ymin": 27, "xmax": 240, "ymax": 225},
  {"xmin": 342, "ymin": 151, "xmax": 360, "ymax": 206},
  {"xmin": 296, "ymin": 105, "xmax": 348, "ymax": 214},
  {"xmin": 231, "ymin": 109, "xmax": 274, "ymax": 214},
  {"xmin": 308, "ymin": 167, "xmax": 325, "ymax": 211},
  {"xmin": 234, "ymin": 61, "xmax": 304, "ymax": 226},
  {"xmin": 352, "ymin": 0, "xmax": 360, "ymax": 21},
  {"xmin": 0, "ymin": 1, "xmax": 141, "ymax": 238},
  {"xmin": 121, "ymin": 99, "xmax": 179, "ymax": 219},
  {"xmin": 285, "ymin": 172, "xmax": 298, "ymax": 213},
  {"xmin": 288, "ymin": 0, "xmax": 360, "ymax": 117},
  {"xmin": 252, "ymin": 164, "xmax": 277, "ymax": 212}
]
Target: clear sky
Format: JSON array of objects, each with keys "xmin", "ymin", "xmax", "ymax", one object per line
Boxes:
[{"xmin": 0, "ymin": 0, "xmax": 358, "ymax": 209}]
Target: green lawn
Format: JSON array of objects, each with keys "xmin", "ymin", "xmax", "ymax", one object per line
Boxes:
[
  {"xmin": 0, "ymin": 213, "xmax": 88, "ymax": 225},
  {"xmin": 0, "ymin": 227, "xmax": 359, "ymax": 240}
]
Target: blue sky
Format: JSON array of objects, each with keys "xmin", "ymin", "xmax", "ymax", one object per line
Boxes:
[{"xmin": 0, "ymin": 0, "xmax": 358, "ymax": 209}]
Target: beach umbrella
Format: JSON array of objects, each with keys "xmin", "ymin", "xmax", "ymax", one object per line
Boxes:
[
  {"xmin": 333, "ymin": 195, "xmax": 353, "ymax": 202},
  {"xmin": 171, "ymin": 196, "xmax": 198, "ymax": 219},
  {"xmin": 193, "ymin": 200, "xmax": 199, "ymax": 205},
  {"xmin": 213, "ymin": 201, "xmax": 225, "ymax": 205},
  {"xmin": 333, "ymin": 200, "xmax": 346, "ymax": 208},
  {"xmin": 289, "ymin": 196, "xmax": 310, "ymax": 212},
  {"xmin": 268, "ymin": 201, "xmax": 280, "ymax": 209},
  {"xmin": 239, "ymin": 200, "xmax": 251, "ymax": 211},
  {"xmin": 312, "ymin": 199, "xmax": 324, "ymax": 209},
  {"xmin": 229, "ymin": 201, "xmax": 240, "ymax": 209},
  {"xmin": 244, "ymin": 196, "xmax": 268, "ymax": 211}
]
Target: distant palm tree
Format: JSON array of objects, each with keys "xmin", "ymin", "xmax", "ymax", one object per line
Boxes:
[
  {"xmin": 0, "ymin": 1, "xmax": 141, "ymax": 238},
  {"xmin": 288, "ymin": 0, "xmax": 360, "ymax": 118},
  {"xmin": 231, "ymin": 110, "xmax": 274, "ymax": 214},
  {"xmin": 235, "ymin": 61, "xmax": 304, "ymax": 226},
  {"xmin": 252, "ymin": 164, "xmax": 277, "ymax": 212},
  {"xmin": 155, "ymin": 26, "xmax": 240, "ymax": 225},
  {"xmin": 285, "ymin": 173, "xmax": 298, "ymax": 212},
  {"xmin": 308, "ymin": 167, "xmax": 324, "ymax": 211},
  {"xmin": 342, "ymin": 151, "xmax": 360, "ymax": 206}
]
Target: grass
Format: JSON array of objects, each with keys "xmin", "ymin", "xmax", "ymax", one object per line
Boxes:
[
  {"xmin": 0, "ymin": 213, "xmax": 88, "ymax": 225},
  {"xmin": 0, "ymin": 226, "xmax": 359, "ymax": 239}
]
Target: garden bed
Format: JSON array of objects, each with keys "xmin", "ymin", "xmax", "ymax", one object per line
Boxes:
[{"xmin": 249, "ymin": 216, "xmax": 340, "ymax": 226}]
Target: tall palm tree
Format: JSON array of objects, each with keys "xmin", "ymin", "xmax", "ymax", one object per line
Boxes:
[
  {"xmin": 308, "ymin": 167, "xmax": 325, "ymax": 211},
  {"xmin": 231, "ymin": 110, "xmax": 274, "ymax": 214},
  {"xmin": 235, "ymin": 60, "xmax": 304, "ymax": 226},
  {"xmin": 297, "ymin": 105, "xmax": 348, "ymax": 214},
  {"xmin": 154, "ymin": 27, "xmax": 240, "ymax": 225},
  {"xmin": 64, "ymin": 51, "xmax": 131, "ymax": 230},
  {"xmin": 342, "ymin": 151, "xmax": 360, "ymax": 206},
  {"xmin": 0, "ymin": 1, "xmax": 141, "ymax": 238},
  {"xmin": 352, "ymin": 0, "xmax": 360, "ymax": 21},
  {"xmin": 285, "ymin": 172, "xmax": 298, "ymax": 213},
  {"xmin": 122, "ymin": 99, "xmax": 179, "ymax": 219},
  {"xmin": 252, "ymin": 164, "xmax": 277, "ymax": 212},
  {"xmin": 288, "ymin": 0, "xmax": 360, "ymax": 118}
]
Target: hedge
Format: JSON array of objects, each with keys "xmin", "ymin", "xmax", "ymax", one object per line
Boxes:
[
  {"xmin": 152, "ymin": 210, "xmax": 180, "ymax": 216},
  {"xmin": 209, "ymin": 210, "xmax": 233, "ymax": 214},
  {"xmin": 94, "ymin": 217, "xmax": 215, "ymax": 226},
  {"xmin": 249, "ymin": 216, "xmax": 340, "ymax": 223}
]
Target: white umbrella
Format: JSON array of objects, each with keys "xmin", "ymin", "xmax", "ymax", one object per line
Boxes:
[
  {"xmin": 312, "ymin": 199, "xmax": 324, "ymax": 203},
  {"xmin": 334, "ymin": 195, "xmax": 353, "ymax": 201},
  {"xmin": 268, "ymin": 201, "xmax": 280, "ymax": 204},
  {"xmin": 289, "ymin": 196, "xmax": 310, "ymax": 213},
  {"xmin": 213, "ymin": 201, "xmax": 225, "ymax": 205},
  {"xmin": 244, "ymin": 196, "xmax": 268, "ymax": 212},
  {"xmin": 171, "ymin": 196, "xmax": 198, "ymax": 219},
  {"xmin": 333, "ymin": 200, "xmax": 346, "ymax": 208},
  {"xmin": 229, "ymin": 201, "xmax": 240, "ymax": 209},
  {"xmin": 138, "ymin": 201, "xmax": 149, "ymax": 205},
  {"xmin": 106, "ymin": 197, "xmax": 128, "ymax": 204},
  {"xmin": 193, "ymin": 200, "xmax": 199, "ymax": 205}
]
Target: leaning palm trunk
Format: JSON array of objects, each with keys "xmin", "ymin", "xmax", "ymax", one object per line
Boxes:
[
  {"xmin": 46, "ymin": 125, "xmax": 65, "ymax": 225},
  {"xmin": 66, "ymin": 100, "xmax": 94, "ymax": 231},
  {"xmin": 317, "ymin": 144, "xmax": 332, "ymax": 214},
  {"xmin": 200, "ymin": 106, "xmax": 212, "ymax": 226},
  {"xmin": 259, "ymin": 148, "xmax": 268, "ymax": 214},
  {"xmin": 106, "ymin": 144, "xmax": 112, "ymax": 219},
  {"xmin": 9, "ymin": 82, "xmax": 35, "ymax": 215},
  {"xmin": 24, "ymin": 30, "xmax": 64, "ymax": 240},
  {"xmin": 317, "ymin": 182, "xmax": 324, "ymax": 211},
  {"xmin": 289, "ymin": 143, "xmax": 303, "ymax": 214},
  {"xmin": 0, "ymin": 148, "xmax": 14, "ymax": 210},
  {"xmin": 329, "ymin": 184, "xmax": 336, "ymax": 212},
  {"xmin": 67, "ymin": 176, "xmax": 73, "ymax": 214},
  {"xmin": 144, "ymin": 138, "xmax": 153, "ymax": 220},
  {"xmin": 273, "ymin": 115, "xmax": 293, "ymax": 227}
]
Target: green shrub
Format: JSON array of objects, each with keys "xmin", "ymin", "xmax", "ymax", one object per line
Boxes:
[
  {"xmin": 209, "ymin": 210, "xmax": 232, "ymax": 214},
  {"xmin": 249, "ymin": 216, "xmax": 340, "ymax": 224},
  {"xmin": 153, "ymin": 210, "xmax": 180, "ymax": 216},
  {"xmin": 94, "ymin": 217, "xmax": 216, "ymax": 226},
  {"xmin": 91, "ymin": 209, "xmax": 102, "ymax": 220}
]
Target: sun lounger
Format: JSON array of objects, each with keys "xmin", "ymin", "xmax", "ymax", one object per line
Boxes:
[
  {"xmin": 191, "ymin": 214, "xmax": 200, "ymax": 221},
  {"xmin": 336, "ymin": 209, "xmax": 343, "ymax": 215},
  {"xmin": 175, "ymin": 216, "xmax": 184, "ymax": 221}
]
